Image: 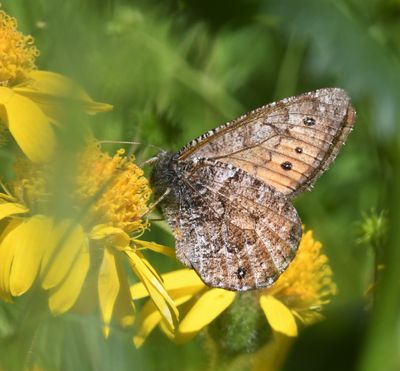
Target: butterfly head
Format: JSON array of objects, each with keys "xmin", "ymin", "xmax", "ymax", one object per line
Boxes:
[{"xmin": 149, "ymin": 150, "xmax": 180, "ymax": 203}]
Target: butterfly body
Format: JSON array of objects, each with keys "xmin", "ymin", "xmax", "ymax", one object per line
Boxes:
[{"xmin": 150, "ymin": 88, "xmax": 356, "ymax": 291}]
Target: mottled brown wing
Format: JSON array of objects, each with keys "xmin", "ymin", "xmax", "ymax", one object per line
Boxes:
[
  {"xmin": 178, "ymin": 88, "xmax": 356, "ymax": 197},
  {"xmin": 160, "ymin": 158, "xmax": 302, "ymax": 291}
]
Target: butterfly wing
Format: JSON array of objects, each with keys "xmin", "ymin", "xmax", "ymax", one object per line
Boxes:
[
  {"xmin": 178, "ymin": 88, "xmax": 356, "ymax": 197},
  {"xmin": 160, "ymin": 158, "xmax": 302, "ymax": 291}
]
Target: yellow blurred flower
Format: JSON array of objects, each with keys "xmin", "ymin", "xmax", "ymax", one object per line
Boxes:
[
  {"xmin": 0, "ymin": 142, "xmax": 177, "ymax": 337},
  {"xmin": 0, "ymin": 10, "xmax": 112, "ymax": 163},
  {"xmin": 131, "ymin": 229, "xmax": 336, "ymax": 347}
]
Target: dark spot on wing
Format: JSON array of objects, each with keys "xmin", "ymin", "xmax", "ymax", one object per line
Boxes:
[
  {"xmin": 237, "ymin": 267, "xmax": 246, "ymax": 279},
  {"xmin": 281, "ymin": 161, "xmax": 293, "ymax": 171},
  {"xmin": 303, "ymin": 117, "xmax": 316, "ymax": 126}
]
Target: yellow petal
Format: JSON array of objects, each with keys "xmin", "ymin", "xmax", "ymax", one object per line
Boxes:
[
  {"xmin": 133, "ymin": 285, "xmax": 204, "ymax": 308},
  {"xmin": 0, "ymin": 202, "xmax": 28, "ymax": 220},
  {"xmin": 113, "ymin": 272, "xmax": 136, "ymax": 329},
  {"xmin": 98, "ymin": 248, "xmax": 120, "ymax": 338},
  {"xmin": 0, "ymin": 193, "xmax": 17, "ymax": 202},
  {"xmin": 139, "ymin": 254, "xmax": 164, "ymax": 286},
  {"xmin": 134, "ymin": 289, "xmax": 194, "ymax": 348},
  {"xmin": 48, "ymin": 238, "xmax": 90, "ymax": 314},
  {"xmin": 131, "ymin": 268, "xmax": 204, "ymax": 300},
  {"xmin": 169, "ymin": 287, "xmax": 206, "ymax": 306},
  {"xmin": 133, "ymin": 286, "xmax": 203, "ymax": 320},
  {"xmin": 162, "ymin": 269, "xmax": 205, "ymax": 291},
  {"xmin": 259, "ymin": 295, "xmax": 298, "ymax": 337},
  {"xmin": 0, "ymin": 220, "xmax": 22, "ymax": 302},
  {"xmin": 158, "ymin": 317, "xmax": 175, "ymax": 340},
  {"xmin": 41, "ymin": 220, "xmax": 86, "ymax": 289},
  {"xmin": 162, "ymin": 290, "xmax": 204, "ymax": 342},
  {"xmin": 113, "ymin": 256, "xmax": 136, "ymax": 328},
  {"xmin": 179, "ymin": 288, "xmax": 236, "ymax": 334},
  {"xmin": 15, "ymin": 70, "xmax": 113, "ymax": 114},
  {"xmin": 0, "ymin": 87, "xmax": 56, "ymax": 163},
  {"xmin": 133, "ymin": 299, "xmax": 163, "ymax": 348},
  {"xmin": 130, "ymin": 281, "xmax": 151, "ymax": 300},
  {"xmin": 89, "ymin": 225, "xmax": 130, "ymax": 249},
  {"xmin": 133, "ymin": 239, "xmax": 175, "ymax": 258},
  {"xmin": 160, "ymin": 316, "xmax": 200, "ymax": 344},
  {"xmin": 126, "ymin": 250, "xmax": 178, "ymax": 331},
  {"xmin": 9, "ymin": 216, "xmax": 53, "ymax": 296}
]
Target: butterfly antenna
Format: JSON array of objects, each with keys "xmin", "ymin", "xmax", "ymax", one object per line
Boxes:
[{"xmin": 139, "ymin": 156, "xmax": 160, "ymax": 167}]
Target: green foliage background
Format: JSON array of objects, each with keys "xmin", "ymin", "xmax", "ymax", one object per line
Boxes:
[{"xmin": 1, "ymin": 0, "xmax": 399, "ymax": 370}]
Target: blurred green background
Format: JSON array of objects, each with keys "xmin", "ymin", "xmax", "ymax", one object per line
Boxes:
[{"xmin": 1, "ymin": 0, "xmax": 399, "ymax": 370}]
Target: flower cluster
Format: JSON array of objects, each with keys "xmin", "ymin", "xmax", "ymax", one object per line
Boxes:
[
  {"xmin": 0, "ymin": 143, "xmax": 178, "ymax": 336},
  {"xmin": 0, "ymin": 8, "xmax": 177, "ymax": 339}
]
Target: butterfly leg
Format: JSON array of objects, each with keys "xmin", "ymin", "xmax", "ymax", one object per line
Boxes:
[{"xmin": 138, "ymin": 187, "xmax": 171, "ymax": 220}]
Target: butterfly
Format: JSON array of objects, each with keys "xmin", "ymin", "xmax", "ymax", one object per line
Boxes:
[{"xmin": 150, "ymin": 88, "xmax": 356, "ymax": 291}]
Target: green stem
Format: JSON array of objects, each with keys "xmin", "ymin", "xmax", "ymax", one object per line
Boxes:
[{"xmin": 359, "ymin": 142, "xmax": 400, "ymax": 370}]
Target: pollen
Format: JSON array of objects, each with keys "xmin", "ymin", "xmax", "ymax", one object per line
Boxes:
[
  {"xmin": 12, "ymin": 158, "xmax": 48, "ymax": 209},
  {"xmin": 75, "ymin": 142, "xmax": 152, "ymax": 234},
  {"xmin": 264, "ymin": 229, "xmax": 337, "ymax": 320},
  {"xmin": 0, "ymin": 10, "xmax": 39, "ymax": 86},
  {"xmin": 11, "ymin": 142, "xmax": 152, "ymax": 235}
]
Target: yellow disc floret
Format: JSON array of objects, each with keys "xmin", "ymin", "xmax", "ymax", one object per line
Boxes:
[
  {"xmin": 11, "ymin": 142, "xmax": 151, "ymax": 235},
  {"xmin": 75, "ymin": 143, "xmax": 151, "ymax": 234},
  {"xmin": 263, "ymin": 229, "xmax": 337, "ymax": 324},
  {"xmin": 0, "ymin": 10, "xmax": 39, "ymax": 85}
]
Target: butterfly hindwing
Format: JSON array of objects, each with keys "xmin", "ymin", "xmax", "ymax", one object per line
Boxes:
[
  {"xmin": 158, "ymin": 158, "xmax": 302, "ymax": 291},
  {"xmin": 178, "ymin": 88, "xmax": 356, "ymax": 197}
]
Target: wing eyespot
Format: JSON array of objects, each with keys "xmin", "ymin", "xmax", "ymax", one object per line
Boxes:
[
  {"xmin": 237, "ymin": 267, "xmax": 246, "ymax": 279},
  {"xmin": 303, "ymin": 117, "xmax": 316, "ymax": 126},
  {"xmin": 281, "ymin": 161, "xmax": 293, "ymax": 171}
]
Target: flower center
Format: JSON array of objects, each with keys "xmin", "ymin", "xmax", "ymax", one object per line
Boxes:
[
  {"xmin": 263, "ymin": 230, "xmax": 337, "ymax": 312},
  {"xmin": 75, "ymin": 144, "xmax": 151, "ymax": 234},
  {"xmin": 10, "ymin": 143, "xmax": 151, "ymax": 236},
  {"xmin": 0, "ymin": 10, "xmax": 39, "ymax": 86}
]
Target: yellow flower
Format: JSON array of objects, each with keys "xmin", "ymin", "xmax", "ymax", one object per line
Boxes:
[
  {"xmin": 0, "ymin": 10, "xmax": 112, "ymax": 163},
  {"xmin": 0, "ymin": 142, "xmax": 177, "ymax": 337},
  {"xmin": 131, "ymin": 229, "xmax": 336, "ymax": 347}
]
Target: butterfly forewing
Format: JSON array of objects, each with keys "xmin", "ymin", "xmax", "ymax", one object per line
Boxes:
[
  {"xmin": 158, "ymin": 158, "xmax": 302, "ymax": 291},
  {"xmin": 178, "ymin": 88, "xmax": 356, "ymax": 196}
]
